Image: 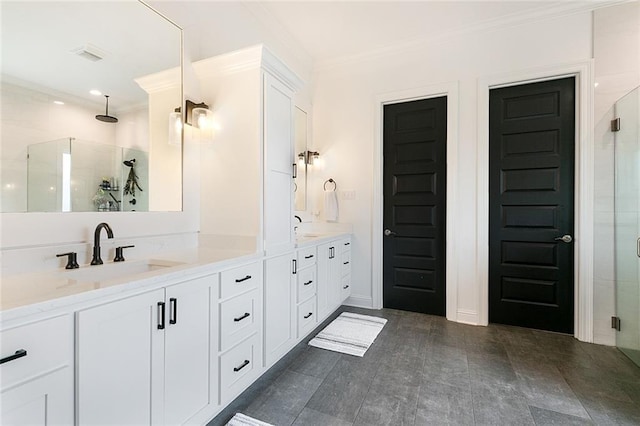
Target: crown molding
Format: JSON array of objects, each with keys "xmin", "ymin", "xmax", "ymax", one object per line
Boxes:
[
  {"xmin": 192, "ymin": 44, "xmax": 304, "ymax": 91},
  {"xmin": 135, "ymin": 66, "xmax": 181, "ymax": 94},
  {"xmin": 315, "ymin": 0, "xmax": 629, "ymax": 73}
]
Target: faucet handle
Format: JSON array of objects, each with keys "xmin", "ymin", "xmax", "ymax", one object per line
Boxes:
[
  {"xmin": 57, "ymin": 252, "xmax": 79, "ymax": 269},
  {"xmin": 114, "ymin": 245, "xmax": 135, "ymax": 262}
]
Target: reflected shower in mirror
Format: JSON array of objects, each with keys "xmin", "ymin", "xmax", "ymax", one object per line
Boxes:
[{"xmin": 0, "ymin": 1, "xmax": 182, "ymax": 213}]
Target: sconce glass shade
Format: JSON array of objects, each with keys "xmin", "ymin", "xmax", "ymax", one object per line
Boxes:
[
  {"xmin": 168, "ymin": 108, "xmax": 182, "ymax": 146},
  {"xmin": 185, "ymin": 100, "xmax": 214, "ymax": 143},
  {"xmin": 192, "ymin": 106, "xmax": 212, "ymax": 130},
  {"xmin": 194, "ymin": 107, "xmax": 214, "ymax": 142}
]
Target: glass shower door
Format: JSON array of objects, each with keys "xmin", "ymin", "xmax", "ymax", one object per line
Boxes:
[{"xmin": 615, "ymin": 86, "xmax": 640, "ymax": 366}]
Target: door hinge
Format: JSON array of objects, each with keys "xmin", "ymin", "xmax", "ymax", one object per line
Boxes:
[
  {"xmin": 611, "ymin": 316, "xmax": 621, "ymax": 331},
  {"xmin": 611, "ymin": 118, "xmax": 621, "ymax": 132}
]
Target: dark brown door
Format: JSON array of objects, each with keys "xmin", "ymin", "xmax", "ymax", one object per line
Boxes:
[
  {"xmin": 383, "ymin": 97, "xmax": 447, "ymax": 315},
  {"xmin": 489, "ymin": 77, "xmax": 575, "ymax": 333}
]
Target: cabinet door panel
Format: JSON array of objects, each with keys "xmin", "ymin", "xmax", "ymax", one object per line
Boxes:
[
  {"xmin": 264, "ymin": 254, "xmax": 295, "ymax": 366},
  {"xmin": 1, "ymin": 367, "xmax": 73, "ymax": 425},
  {"xmin": 77, "ymin": 289, "xmax": 165, "ymax": 426},
  {"xmin": 317, "ymin": 242, "xmax": 332, "ymax": 319},
  {"xmin": 264, "ymin": 73, "xmax": 293, "ymax": 174},
  {"xmin": 165, "ymin": 276, "xmax": 213, "ymax": 425},
  {"xmin": 263, "ymin": 72, "xmax": 294, "ymax": 254},
  {"xmin": 264, "ymin": 171, "xmax": 294, "ymax": 251}
]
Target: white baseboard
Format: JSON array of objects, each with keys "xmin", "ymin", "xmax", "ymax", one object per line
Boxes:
[
  {"xmin": 343, "ymin": 295, "xmax": 373, "ymax": 309},
  {"xmin": 456, "ymin": 309, "xmax": 480, "ymax": 325}
]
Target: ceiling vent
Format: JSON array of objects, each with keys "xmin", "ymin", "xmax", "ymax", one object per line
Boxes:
[{"xmin": 70, "ymin": 43, "xmax": 105, "ymax": 62}]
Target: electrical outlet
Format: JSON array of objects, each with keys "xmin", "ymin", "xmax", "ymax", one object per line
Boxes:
[{"xmin": 342, "ymin": 190, "xmax": 356, "ymax": 200}]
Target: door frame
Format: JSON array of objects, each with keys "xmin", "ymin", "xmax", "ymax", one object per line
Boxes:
[
  {"xmin": 372, "ymin": 81, "xmax": 460, "ymax": 321},
  {"xmin": 477, "ymin": 61, "xmax": 594, "ymax": 342}
]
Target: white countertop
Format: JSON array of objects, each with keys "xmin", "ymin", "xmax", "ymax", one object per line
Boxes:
[
  {"xmin": 0, "ymin": 232, "xmax": 351, "ymax": 326},
  {"xmin": 0, "ymin": 247, "xmax": 259, "ymax": 324}
]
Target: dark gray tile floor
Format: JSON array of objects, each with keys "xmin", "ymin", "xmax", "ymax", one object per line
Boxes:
[{"xmin": 209, "ymin": 307, "xmax": 640, "ymax": 426}]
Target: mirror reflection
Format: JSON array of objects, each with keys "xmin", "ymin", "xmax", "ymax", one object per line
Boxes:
[
  {"xmin": 0, "ymin": 1, "xmax": 182, "ymax": 213},
  {"xmin": 294, "ymin": 106, "xmax": 307, "ymax": 211}
]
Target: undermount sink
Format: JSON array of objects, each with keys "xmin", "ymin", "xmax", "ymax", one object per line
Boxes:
[{"xmin": 63, "ymin": 259, "xmax": 185, "ymax": 285}]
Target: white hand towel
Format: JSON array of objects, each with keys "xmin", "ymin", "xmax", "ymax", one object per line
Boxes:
[{"xmin": 324, "ymin": 189, "xmax": 338, "ymax": 222}]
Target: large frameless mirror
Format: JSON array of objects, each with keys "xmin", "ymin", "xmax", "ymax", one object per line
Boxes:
[{"xmin": 1, "ymin": 0, "xmax": 182, "ymax": 213}]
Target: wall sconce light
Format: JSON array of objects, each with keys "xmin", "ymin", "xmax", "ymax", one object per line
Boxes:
[
  {"xmin": 168, "ymin": 107, "xmax": 182, "ymax": 146},
  {"xmin": 298, "ymin": 150, "xmax": 320, "ymax": 165},
  {"xmin": 185, "ymin": 100, "xmax": 211, "ymax": 128},
  {"xmin": 185, "ymin": 100, "xmax": 213, "ymax": 142}
]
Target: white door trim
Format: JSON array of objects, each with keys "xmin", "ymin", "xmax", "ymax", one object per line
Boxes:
[
  {"xmin": 372, "ymin": 81, "xmax": 460, "ymax": 321},
  {"xmin": 476, "ymin": 61, "xmax": 595, "ymax": 342}
]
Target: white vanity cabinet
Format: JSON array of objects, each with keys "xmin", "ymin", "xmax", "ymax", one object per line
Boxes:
[
  {"xmin": 295, "ymin": 246, "xmax": 318, "ymax": 338},
  {"xmin": 317, "ymin": 236, "xmax": 352, "ymax": 319},
  {"xmin": 76, "ymin": 274, "xmax": 217, "ymax": 425},
  {"xmin": 0, "ymin": 314, "xmax": 74, "ymax": 425},
  {"xmin": 217, "ymin": 262, "xmax": 263, "ymax": 406},
  {"xmin": 264, "ymin": 252, "xmax": 296, "ymax": 367},
  {"xmin": 263, "ymin": 71, "xmax": 295, "ymax": 255},
  {"xmin": 339, "ymin": 238, "xmax": 352, "ymax": 301}
]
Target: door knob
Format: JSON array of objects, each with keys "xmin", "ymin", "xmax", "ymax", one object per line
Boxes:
[
  {"xmin": 554, "ymin": 234, "xmax": 573, "ymax": 243},
  {"xmin": 384, "ymin": 229, "xmax": 396, "ymax": 237}
]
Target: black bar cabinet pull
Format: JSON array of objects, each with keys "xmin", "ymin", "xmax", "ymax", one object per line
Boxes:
[
  {"xmin": 292, "ymin": 259, "xmax": 297, "ymax": 274},
  {"xmin": 304, "ymin": 312, "xmax": 313, "ymax": 319},
  {"xmin": 343, "ymin": 285, "xmax": 350, "ymax": 290},
  {"xmin": 343, "ymin": 261, "xmax": 350, "ymax": 265},
  {"xmin": 235, "ymin": 275, "xmax": 252, "ymax": 283},
  {"xmin": 157, "ymin": 302, "xmax": 165, "ymax": 330},
  {"xmin": 234, "ymin": 312, "xmax": 251, "ymax": 322},
  {"xmin": 0, "ymin": 349, "xmax": 27, "ymax": 365},
  {"xmin": 329, "ymin": 247, "xmax": 335, "ymax": 259},
  {"xmin": 292, "ymin": 163, "xmax": 297, "ymax": 179},
  {"xmin": 304, "ymin": 254, "xmax": 314, "ymax": 259},
  {"xmin": 169, "ymin": 298, "xmax": 177, "ymax": 325},
  {"xmin": 304, "ymin": 280, "xmax": 313, "ymax": 286},
  {"xmin": 344, "ymin": 242, "xmax": 350, "ymax": 246},
  {"xmin": 234, "ymin": 360, "xmax": 250, "ymax": 372}
]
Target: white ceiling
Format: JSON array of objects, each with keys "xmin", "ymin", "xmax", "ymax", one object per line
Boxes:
[
  {"xmin": 2, "ymin": 0, "xmax": 624, "ymax": 109},
  {"xmin": 247, "ymin": 1, "xmax": 570, "ymax": 63},
  {"xmin": 150, "ymin": 0, "xmax": 624, "ymax": 72}
]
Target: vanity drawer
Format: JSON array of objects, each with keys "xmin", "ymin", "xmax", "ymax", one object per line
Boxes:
[
  {"xmin": 0, "ymin": 314, "xmax": 73, "ymax": 390},
  {"xmin": 341, "ymin": 275, "xmax": 351, "ymax": 301},
  {"xmin": 220, "ymin": 289, "xmax": 259, "ymax": 352},
  {"xmin": 220, "ymin": 334, "xmax": 259, "ymax": 403},
  {"xmin": 220, "ymin": 262, "xmax": 260, "ymax": 300},
  {"xmin": 297, "ymin": 246, "xmax": 317, "ymax": 270},
  {"xmin": 341, "ymin": 251, "xmax": 351, "ymax": 276},
  {"xmin": 297, "ymin": 296, "xmax": 317, "ymax": 338},
  {"xmin": 297, "ymin": 267, "xmax": 316, "ymax": 303}
]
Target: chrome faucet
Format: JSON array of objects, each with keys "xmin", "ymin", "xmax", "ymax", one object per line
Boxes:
[{"xmin": 90, "ymin": 222, "xmax": 114, "ymax": 265}]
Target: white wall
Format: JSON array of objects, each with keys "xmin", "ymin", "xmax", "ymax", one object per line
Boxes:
[
  {"xmin": 311, "ymin": 12, "xmax": 594, "ymax": 324},
  {"xmin": 592, "ymin": 2, "xmax": 640, "ymax": 345}
]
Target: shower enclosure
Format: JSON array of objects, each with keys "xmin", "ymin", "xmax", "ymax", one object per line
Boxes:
[
  {"xmin": 615, "ymin": 86, "xmax": 640, "ymax": 367},
  {"xmin": 27, "ymin": 137, "xmax": 148, "ymax": 212}
]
